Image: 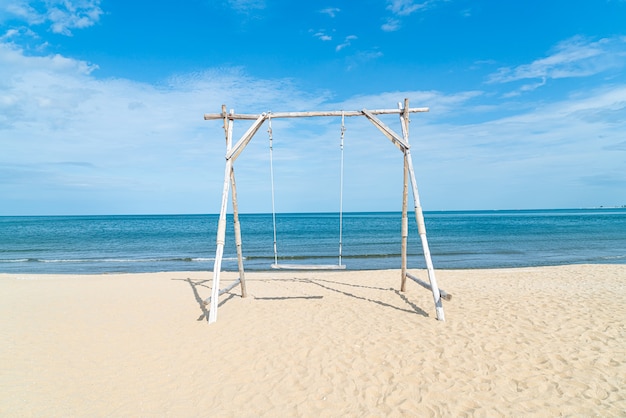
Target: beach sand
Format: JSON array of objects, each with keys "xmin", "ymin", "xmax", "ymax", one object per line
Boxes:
[{"xmin": 1, "ymin": 264, "xmax": 624, "ymax": 417}]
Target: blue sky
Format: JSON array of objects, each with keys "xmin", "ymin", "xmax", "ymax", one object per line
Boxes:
[{"xmin": 1, "ymin": 0, "xmax": 625, "ymax": 215}]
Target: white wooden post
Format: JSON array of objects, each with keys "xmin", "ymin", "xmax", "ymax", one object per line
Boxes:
[
  {"xmin": 227, "ymin": 108, "xmax": 247, "ymax": 298},
  {"xmin": 399, "ymin": 102, "xmax": 409, "ymax": 292},
  {"xmin": 208, "ymin": 106, "xmax": 234, "ymax": 324},
  {"xmin": 400, "ymin": 99, "xmax": 445, "ymax": 321},
  {"xmin": 230, "ymin": 167, "xmax": 247, "ymax": 298},
  {"xmin": 208, "ymin": 152, "xmax": 233, "ymax": 323},
  {"xmin": 401, "ymin": 155, "xmax": 409, "ymax": 292}
]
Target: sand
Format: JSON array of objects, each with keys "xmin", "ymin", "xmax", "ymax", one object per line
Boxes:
[{"xmin": 1, "ymin": 264, "xmax": 624, "ymax": 417}]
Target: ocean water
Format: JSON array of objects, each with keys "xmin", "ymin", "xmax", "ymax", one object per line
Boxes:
[{"xmin": 1, "ymin": 209, "xmax": 625, "ymax": 274}]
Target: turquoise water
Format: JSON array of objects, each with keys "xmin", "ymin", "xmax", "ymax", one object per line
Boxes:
[{"xmin": 1, "ymin": 209, "xmax": 625, "ymax": 273}]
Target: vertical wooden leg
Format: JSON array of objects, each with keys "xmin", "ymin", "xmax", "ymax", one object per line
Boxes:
[
  {"xmin": 230, "ymin": 166, "xmax": 247, "ymax": 298},
  {"xmin": 401, "ymin": 154, "xmax": 409, "ymax": 292},
  {"xmin": 208, "ymin": 158, "xmax": 232, "ymax": 324}
]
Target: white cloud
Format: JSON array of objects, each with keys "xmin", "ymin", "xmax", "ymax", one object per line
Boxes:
[
  {"xmin": 2, "ymin": 0, "xmax": 102, "ymax": 35},
  {"xmin": 313, "ymin": 31, "xmax": 332, "ymax": 41},
  {"xmin": 0, "ymin": 42, "xmax": 335, "ymax": 214},
  {"xmin": 47, "ymin": 0, "xmax": 102, "ymax": 35},
  {"xmin": 227, "ymin": 0, "xmax": 265, "ymax": 12},
  {"xmin": 501, "ymin": 77, "xmax": 547, "ymax": 98},
  {"xmin": 1, "ymin": 33, "xmax": 625, "ymax": 214},
  {"xmin": 382, "ymin": 0, "xmax": 442, "ymax": 33},
  {"xmin": 328, "ymin": 82, "xmax": 626, "ymax": 209},
  {"xmin": 0, "ymin": 28, "xmax": 20, "ymax": 39},
  {"xmin": 386, "ymin": 0, "xmax": 426, "ymax": 16},
  {"xmin": 414, "ymin": 87, "xmax": 626, "ymax": 209},
  {"xmin": 343, "ymin": 49, "xmax": 384, "ymax": 71},
  {"xmin": 2, "ymin": 1, "xmax": 45, "ymax": 25},
  {"xmin": 488, "ymin": 36, "xmax": 626, "ymax": 85},
  {"xmin": 381, "ymin": 18, "xmax": 400, "ymax": 32},
  {"xmin": 320, "ymin": 7, "xmax": 340, "ymax": 18},
  {"xmin": 336, "ymin": 35, "xmax": 357, "ymax": 52},
  {"xmin": 338, "ymin": 89, "xmax": 481, "ymax": 116},
  {"xmin": 0, "ymin": 41, "xmax": 97, "ymax": 74}
]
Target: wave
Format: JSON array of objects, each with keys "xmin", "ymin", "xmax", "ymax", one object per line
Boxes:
[{"xmin": 598, "ymin": 254, "xmax": 626, "ymax": 261}]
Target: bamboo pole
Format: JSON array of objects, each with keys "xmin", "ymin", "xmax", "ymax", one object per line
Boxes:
[
  {"xmin": 208, "ymin": 107, "xmax": 248, "ymax": 323},
  {"xmin": 401, "ymin": 156, "xmax": 409, "ymax": 292},
  {"xmin": 362, "ymin": 109, "xmax": 409, "ymax": 151},
  {"xmin": 204, "ymin": 107, "xmax": 429, "ymax": 121},
  {"xmin": 399, "ymin": 101, "xmax": 410, "ymax": 292},
  {"xmin": 230, "ymin": 169, "xmax": 247, "ymax": 297},
  {"xmin": 207, "ymin": 106, "xmax": 233, "ymax": 323},
  {"xmin": 208, "ymin": 145, "xmax": 232, "ymax": 324},
  {"xmin": 398, "ymin": 99, "xmax": 445, "ymax": 320},
  {"xmin": 405, "ymin": 147, "xmax": 445, "ymax": 321},
  {"xmin": 227, "ymin": 109, "xmax": 247, "ymax": 298},
  {"xmin": 226, "ymin": 113, "xmax": 268, "ymax": 162}
]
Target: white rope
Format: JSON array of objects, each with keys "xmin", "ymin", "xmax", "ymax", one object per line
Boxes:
[
  {"xmin": 268, "ymin": 115, "xmax": 278, "ymax": 266},
  {"xmin": 338, "ymin": 112, "xmax": 345, "ymax": 266}
]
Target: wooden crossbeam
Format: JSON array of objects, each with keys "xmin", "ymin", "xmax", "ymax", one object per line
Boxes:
[{"xmin": 205, "ymin": 107, "xmax": 429, "ymax": 121}]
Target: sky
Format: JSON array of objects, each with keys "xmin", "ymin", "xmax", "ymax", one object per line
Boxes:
[{"xmin": 1, "ymin": 0, "xmax": 625, "ymax": 215}]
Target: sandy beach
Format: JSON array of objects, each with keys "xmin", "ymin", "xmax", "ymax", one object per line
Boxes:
[{"xmin": 1, "ymin": 264, "xmax": 624, "ymax": 417}]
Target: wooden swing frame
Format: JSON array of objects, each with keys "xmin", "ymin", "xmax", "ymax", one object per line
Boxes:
[{"xmin": 204, "ymin": 98, "xmax": 447, "ymax": 324}]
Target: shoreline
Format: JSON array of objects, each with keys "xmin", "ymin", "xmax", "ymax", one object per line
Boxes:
[
  {"xmin": 4, "ymin": 259, "xmax": 626, "ymax": 276},
  {"xmin": 1, "ymin": 264, "xmax": 624, "ymax": 416}
]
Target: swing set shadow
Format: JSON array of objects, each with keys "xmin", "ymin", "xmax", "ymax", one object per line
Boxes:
[
  {"xmin": 287, "ymin": 277, "xmax": 429, "ymax": 317},
  {"xmin": 175, "ymin": 276, "xmax": 429, "ymax": 322},
  {"xmin": 173, "ymin": 278, "xmax": 237, "ymax": 322}
]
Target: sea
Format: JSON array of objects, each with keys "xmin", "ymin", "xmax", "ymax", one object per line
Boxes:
[{"xmin": 1, "ymin": 209, "xmax": 625, "ymax": 274}]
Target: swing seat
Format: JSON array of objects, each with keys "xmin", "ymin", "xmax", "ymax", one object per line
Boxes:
[{"xmin": 271, "ymin": 263, "xmax": 346, "ymax": 270}]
